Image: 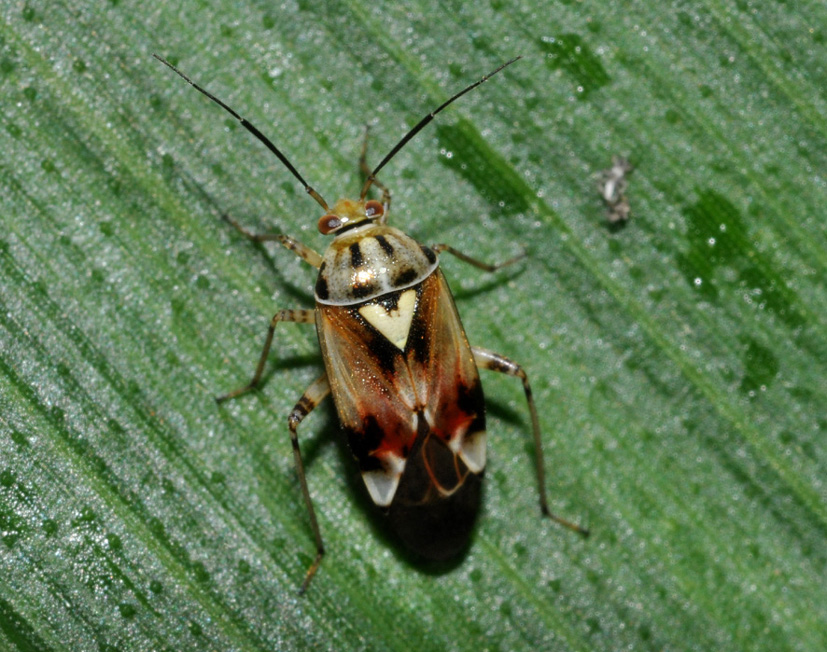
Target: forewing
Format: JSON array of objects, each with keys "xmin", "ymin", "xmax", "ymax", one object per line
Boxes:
[
  {"xmin": 408, "ymin": 270, "xmax": 487, "ymax": 480},
  {"xmin": 316, "ymin": 301, "xmax": 418, "ymax": 505}
]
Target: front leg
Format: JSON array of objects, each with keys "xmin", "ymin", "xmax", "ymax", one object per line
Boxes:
[
  {"xmin": 222, "ymin": 214, "xmax": 323, "ymax": 268},
  {"xmin": 472, "ymin": 346, "xmax": 588, "ymax": 536},
  {"xmin": 216, "ymin": 309, "xmax": 315, "ymax": 402}
]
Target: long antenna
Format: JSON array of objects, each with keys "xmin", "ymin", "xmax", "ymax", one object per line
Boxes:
[
  {"xmin": 360, "ymin": 56, "xmax": 522, "ymax": 199},
  {"xmin": 153, "ymin": 54, "xmax": 329, "ymax": 211}
]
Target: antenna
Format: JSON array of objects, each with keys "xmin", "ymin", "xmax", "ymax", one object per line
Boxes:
[
  {"xmin": 360, "ymin": 56, "xmax": 522, "ymax": 200},
  {"xmin": 153, "ymin": 54, "xmax": 329, "ymax": 211}
]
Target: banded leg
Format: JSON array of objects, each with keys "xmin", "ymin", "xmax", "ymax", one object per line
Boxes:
[
  {"xmin": 216, "ymin": 309, "xmax": 316, "ymax": 402},
  {"xmin": 222, "ymin": 214, "xmax": 323, "ymax": 268},
  {"xmin": 472, "ymin": 346, "xmax": 589, "ymax": 536},
  {"xmin": 287, "ymin": 374, "xmax": 331, "ymax": 594},
  {"xmin": 432, "ymin": 244, "xmax": 525, "ymax": 272},
  {"xmin": 359, "ymin": 125, "xmax": 391, "ymax": 219}
]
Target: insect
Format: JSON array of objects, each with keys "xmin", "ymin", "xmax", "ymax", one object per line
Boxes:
[
  {"xmin": 155, "ymin": 54, "xmax": 588, "ymax": 592},
  {"xmin": 598, "ymin": 155, "xmax": 633, "ymax": 223}
]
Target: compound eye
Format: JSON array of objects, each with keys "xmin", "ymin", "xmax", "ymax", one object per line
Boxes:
[
  {"xmin": 365, "ymin": 200, "xmax": 384, "ymax": 219},
  {"xmin": 318, "ymin": 214, "xmax": 343, "ymax": 234}
]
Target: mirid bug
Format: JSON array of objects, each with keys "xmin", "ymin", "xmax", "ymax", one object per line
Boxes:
[{"xmin": 155, "ymin": 54, "xmax": 588, "ymax": 592}]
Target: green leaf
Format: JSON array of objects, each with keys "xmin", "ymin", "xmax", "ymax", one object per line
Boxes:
[{"xmin": 2, "ymin": 2, "xmax": 825, "ymax": 651}]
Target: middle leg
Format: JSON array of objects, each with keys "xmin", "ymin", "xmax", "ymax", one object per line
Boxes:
[
  {"xmin": 222, "ymin": 214, "xmax": 323, "ymax": 268},
  {"xmin": 216, "ymin": 308, "xmax": 316, "ymax": 402}
]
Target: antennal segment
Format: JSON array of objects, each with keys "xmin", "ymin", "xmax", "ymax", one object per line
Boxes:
[
  {"xmin": 153, "ymin": 54, "xmax": 329, "ymax": 211},
  {"xmin": 360, "ymin": 56, "xmax": 522, "ymax": 200}
]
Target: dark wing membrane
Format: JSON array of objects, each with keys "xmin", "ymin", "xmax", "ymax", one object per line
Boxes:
[{"xmin": 388, "ymin": 412, "xmax": 483, "ymax": 560}]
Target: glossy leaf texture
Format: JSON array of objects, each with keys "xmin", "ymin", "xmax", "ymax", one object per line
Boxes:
[{"xmin": 1, "ymin": 2, "xmax": 825, "ymax": 651}]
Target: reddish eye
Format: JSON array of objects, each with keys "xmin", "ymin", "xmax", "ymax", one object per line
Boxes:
[
  {"xmin": 318, "ymin": 215, "xmax": 343, "ymax": 234},
  {"xmin": 365, "ymin": 200, "xmax": 384, "ymax": 219}
]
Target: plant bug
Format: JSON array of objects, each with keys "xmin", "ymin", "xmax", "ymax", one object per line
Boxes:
[{"xmin": 155, "ymin": 54, "xmax": 588, "ymax": 592}]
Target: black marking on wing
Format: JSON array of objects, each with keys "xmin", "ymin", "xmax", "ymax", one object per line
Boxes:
[
  {"xmin": 345, "ymin": 415, "xmax": 385, "ymax": 473},
  {"xmin": 349, "ymin": 303, "xmax": 402, "ymax": 374},
  {"xmin": 458, "ymin": 378, "xmax": 486, "ymax": 435},
  {"xmin": 406, "ymin": 283, "xmax": 430, "ymax": 362}
]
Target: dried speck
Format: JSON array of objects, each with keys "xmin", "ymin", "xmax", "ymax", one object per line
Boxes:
[{"xmin": 597, "ymin": 156, "xmax": 634, "ymax": 224}]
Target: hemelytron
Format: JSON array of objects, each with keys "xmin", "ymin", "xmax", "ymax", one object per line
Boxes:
[{"xmin": 155, "ymin": 54, "xmax": 588, "ymax": 593}]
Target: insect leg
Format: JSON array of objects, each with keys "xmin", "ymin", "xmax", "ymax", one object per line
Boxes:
[
  {"xmin": 471, "ymin": 346, "xmax": 589, "ymax": 537},
  {"xmin": 287, "ymin": 373, "xmax": 331, "ymax": 594},
  {"xmin": 432, "ymin": 244, "xmax": 525, "ymax": 272},
  {"xmin": 222, "ymin": 214, "xmax": 323, "ymax": 268},
  {"xmin": 359, "ymin": 125, "xmax": 391, "ymax": 219},
  {"xmin": 216, "ymin": 309, "xmax": 316, "ymax": 402}
]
